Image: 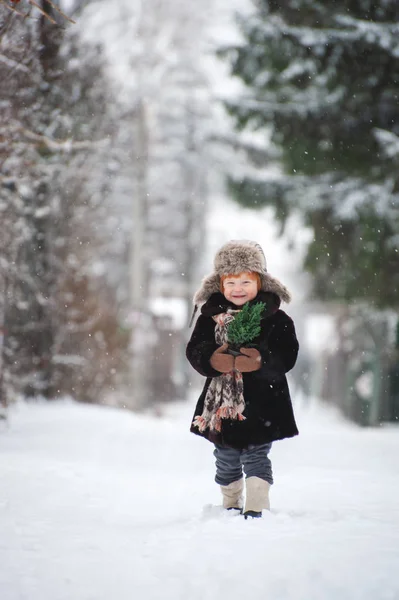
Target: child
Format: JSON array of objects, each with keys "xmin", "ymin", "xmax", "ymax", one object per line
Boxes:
[{"xmin": 186, "ymin": 240, "xmax": 299, "ymax": 518}]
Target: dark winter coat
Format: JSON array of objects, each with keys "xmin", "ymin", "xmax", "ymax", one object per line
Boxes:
[{"xmin": 186, "ymin": 291, "xmax": 299, "ymax": 449}]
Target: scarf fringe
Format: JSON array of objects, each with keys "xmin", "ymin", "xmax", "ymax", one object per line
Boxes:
[
  {"xmin": 192, "ymin": 415, "xmax": 208, "ymax": 433},
  {"xmin": 216, "ymin": 405, "xmax": 246, "ymax": 421},
  {"xmin": 192, "ymin": 403, "xmax": 246, "ymax": 434}
]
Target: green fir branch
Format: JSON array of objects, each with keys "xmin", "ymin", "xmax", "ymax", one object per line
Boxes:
[{"xmin": 227, "ymin": 302, "xmax": 265, "ymax": 347}]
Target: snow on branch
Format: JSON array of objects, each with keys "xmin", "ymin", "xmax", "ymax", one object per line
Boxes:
[
  {"xmin": 232, "ymin": 170, "xmax": 399, "ymax": 222},
  {"xmin": 0, "ymin": 54, "xmax": 31, "ymax": 73},
  {"xmin": 374, "ymin": 128, "xmax": 399, "ymax": 159},
  {"xmin": 229, "ymin": 84, "xmax": 346, "ymax": 119},
  {"xmin": 257, "ymin": 15, "xmax": 399, "ymax": 57}
]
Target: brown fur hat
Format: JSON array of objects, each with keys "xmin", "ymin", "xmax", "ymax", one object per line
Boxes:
[{"xmin": 193, "ymin": 240, "xmax": 291, "ymax": 307}]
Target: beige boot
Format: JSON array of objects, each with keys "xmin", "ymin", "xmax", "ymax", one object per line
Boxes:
[
  {"xmin": 243, "ymin": 476, "xmax": 271, "ymax": 518},
  {"xmin": 220, "ymin": 478, "xmax": 244, "ymax": 510}
]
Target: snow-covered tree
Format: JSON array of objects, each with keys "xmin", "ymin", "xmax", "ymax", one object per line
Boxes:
[
  {"xmin": 222, "ymin": 1, "xmax": 399, "ymax": 308},
  {"xmin": 0, "ymin": 2, "xmax": 129, "ymax": 405}
]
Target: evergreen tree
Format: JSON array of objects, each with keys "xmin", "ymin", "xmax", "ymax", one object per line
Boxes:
[{"xmin": 222, "ymin": 1, "xmax": 399, "ymax": 308}]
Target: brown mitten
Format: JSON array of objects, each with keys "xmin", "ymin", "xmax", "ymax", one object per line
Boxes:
[
  {"xmin": 235, "ymin": 348, "xmax": 262, "ymax": 373},
  {"xmin": 210, "ymin": 343, "xmax": 234, "ymax": 373}
]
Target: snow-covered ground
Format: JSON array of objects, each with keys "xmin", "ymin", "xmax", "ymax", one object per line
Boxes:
[{"xmin": 1, "ymin": 397, "xmax": 398, "ymax": 600}]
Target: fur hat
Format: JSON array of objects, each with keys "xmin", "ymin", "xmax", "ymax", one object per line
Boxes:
[{"xmin": 189, "ymin": 240, "xmax": 291, "ymax": 325}]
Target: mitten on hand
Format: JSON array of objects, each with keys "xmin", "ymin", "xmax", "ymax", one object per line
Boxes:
[
  {"xmin": 210, "ymin": 343, "xmax": 234, "ymax": 373},
  {"xmin": 235, "ymin": 348, "xmax": 262, "ymax": 373}
]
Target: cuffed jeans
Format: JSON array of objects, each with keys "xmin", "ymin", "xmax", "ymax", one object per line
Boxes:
[{"xmin": 213, "ymin": 443, "xmax": 273, "ymax": 486}]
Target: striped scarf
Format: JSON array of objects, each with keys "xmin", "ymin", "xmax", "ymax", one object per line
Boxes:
[{"xmin": 192, "ymin": 311, "xmax": 246, "ymax": 434}]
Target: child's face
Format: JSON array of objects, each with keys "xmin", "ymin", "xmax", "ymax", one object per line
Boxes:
[{"xmin": 222, "ymin": 272, "xmax": 259, "ymax": 306}]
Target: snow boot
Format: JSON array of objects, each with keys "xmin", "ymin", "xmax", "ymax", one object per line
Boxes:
[
  {"xmin": 220, "ymin": 478, "xmax": 244, "ymax": 512},
  {"xmin": 243, "ymin": 476, "xmax": 270, "ymax": 519},
  {"xmin": 244, "ymin": 510, "xmax": 262, "ymax": 519}
]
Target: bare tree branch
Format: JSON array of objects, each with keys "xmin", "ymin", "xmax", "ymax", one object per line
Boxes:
[
  {"xmin": 18, "ymin": 127, "xmax": 110, "ymax": 151},
  {"xmin": 0, "ymin": 0, "xmax": 75, "ymax": 25},
  {"xmin": 34, "ymin": 0, "xmax": 75, "ymax": 24},
  {"xmin": 0, "ymin": 0, "xmax": 30, "ymax": 19},
  {"xmin": 29, "ymin": 0, "xmax": 57, "ymax": 24}
]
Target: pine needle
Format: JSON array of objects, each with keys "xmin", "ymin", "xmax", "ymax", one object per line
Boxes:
[{"xmin": 227, "ymin": 302, "xmax": 266, "ymax": 347}]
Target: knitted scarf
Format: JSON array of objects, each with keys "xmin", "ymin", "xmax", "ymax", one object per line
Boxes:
[{"xmin": 192, "ymin": 311, "xmax": 246, "ymax": 434}]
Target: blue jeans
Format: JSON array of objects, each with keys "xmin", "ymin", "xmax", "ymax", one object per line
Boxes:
[{"xmin": 213, "ymin": 443, "xmax": 273, "ymax": 486}]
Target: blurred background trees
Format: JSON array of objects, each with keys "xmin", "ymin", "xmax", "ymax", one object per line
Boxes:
[
  {"xmin": 1, "ymin": 0, "xmax": 399, "ymax": 426},
  {"xmin": 220, "ymin": 0, "xmax": 399, "ymax": 424},
  {"xmin": 0, "ymin": 1, "xmax": 131, "ymax": 409},
  {"xmin": 0, "ymin": 0, "xmax": 223, "ymax": 414},
  {"xmin": 222, "ymin": 0, "xmax": 399, "ymax": 307}
]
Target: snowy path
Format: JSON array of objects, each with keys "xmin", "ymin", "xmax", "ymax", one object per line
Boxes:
[{"xmin": 1, "ymin": 398, "xmax": 398, "ymax": 600}]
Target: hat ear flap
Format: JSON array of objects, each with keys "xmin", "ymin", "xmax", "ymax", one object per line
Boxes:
[
  {"xmin": 260, "ymin": 273, "xmax": 291, "ymax": 303},
  {"xmin": 193, "ymin": 273, "xmax": 220, "ymax": 306}
]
